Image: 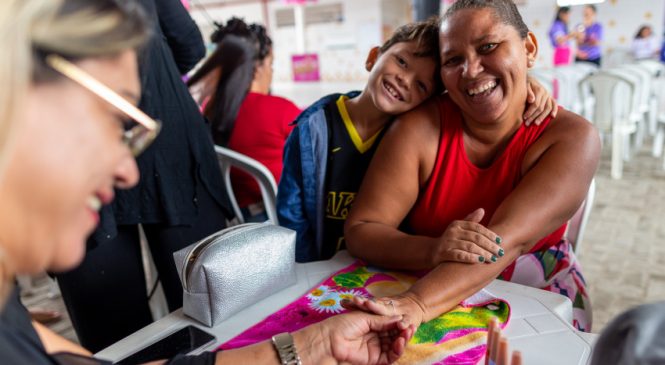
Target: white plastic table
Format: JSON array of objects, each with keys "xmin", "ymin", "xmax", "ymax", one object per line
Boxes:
[{"xmin": 97, "ymin": 251, "xmax": 597, "ymax": 364}]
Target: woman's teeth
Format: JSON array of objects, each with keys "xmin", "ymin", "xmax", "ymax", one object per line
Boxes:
[
  {"xmin": 468, "ymin": 80, "xmax": 497, "ymax": 96},
  {"xmin": 87, "ymin": 196, "xmax": 102, "ymax": 212}
]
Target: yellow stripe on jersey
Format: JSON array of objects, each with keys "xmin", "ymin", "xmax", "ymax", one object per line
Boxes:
[{"xmin": 336, "ymin": 95, "xmax": 384, "ymax": 154}]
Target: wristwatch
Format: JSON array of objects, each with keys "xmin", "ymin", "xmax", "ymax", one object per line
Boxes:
[{"xmin": 271, "ymin": 332, "xmax": 302, "ymax": 365}]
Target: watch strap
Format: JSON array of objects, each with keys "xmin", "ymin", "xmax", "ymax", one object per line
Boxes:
[{"xmin": 271, "ymin": 332, "xmax": 302, "ymax": 365}]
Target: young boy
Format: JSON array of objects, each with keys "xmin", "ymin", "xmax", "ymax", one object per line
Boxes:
[{"xmin": 278, "ymin": 18, "xmax": 554, "ymax": 262}]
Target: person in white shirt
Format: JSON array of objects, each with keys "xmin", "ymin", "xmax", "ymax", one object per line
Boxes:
[{"xmin": 631, "ymin": 25, "xmax": 661, "ymax": 60}]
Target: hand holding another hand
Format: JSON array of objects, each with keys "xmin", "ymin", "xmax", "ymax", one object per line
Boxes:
[
  {"xmin": 341, "ymin": 293, "xmax": 426, "ymax": 331},
  {"xmin": 312, "ymin": 311, "xmax": 416, "ymax": 365}
]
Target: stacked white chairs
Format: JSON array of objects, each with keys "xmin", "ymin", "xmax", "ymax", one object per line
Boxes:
[
  {"xmin": 579, "ymin": 71, "xmax": 637, "ymax": 179},
  {"xmin": 554, "ymin": 64, "xmax": 597, "ymax": 119},
  {"xmin": 637, "ymin": 59, "xmax": 665, "ymax": 78},
  {"xmin": 652, "ymin": 77, "xmax": 665, "ymax": 170},
  {"xmin": 607, "ymin": 66, "xmax": 650, "ymax": 151},
  {"xmin": 635, "ymin": 61, "xmax": 665, "ymax": 136},
  {"xmin": 214, "ymin": 146, "xmax": 279, "ymax": 225}
]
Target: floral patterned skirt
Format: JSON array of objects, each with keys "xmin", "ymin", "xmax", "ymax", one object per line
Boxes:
[{"xmin": 499, "ymin": 239, "xmax": 592, "ymax": 332}]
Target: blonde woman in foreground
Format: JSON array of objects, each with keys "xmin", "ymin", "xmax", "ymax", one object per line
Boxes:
[{"xmin": 0, "ymin": 0, "xmax": 414, "ymax": 364}]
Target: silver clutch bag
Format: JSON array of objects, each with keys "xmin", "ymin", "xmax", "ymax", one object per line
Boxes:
[{"xmin": 173, "ymin": 223, "xmax": 297, "ymax": 327}]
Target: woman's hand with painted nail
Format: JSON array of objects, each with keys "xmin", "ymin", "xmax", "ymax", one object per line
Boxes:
[{"xmin": 430, "ymin": 208, "xmax": 504, "ymax": 266}]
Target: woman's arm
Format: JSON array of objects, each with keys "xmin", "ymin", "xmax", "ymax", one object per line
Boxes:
[
  {"xmin": 346, "ymin": 99, "xmax": 504, "ymax": 270},
  {"xmin": 345, "ymin": 100, "xmax": 442, "ymax": 270},
  {"xmin": 347, "ymin": 109, "xmax": 600, "ymax": 324},
  {"xmin": 33, "ymin": 321, "xmax": 92, "ymax": 357},
  {"xmin": 214, "ymin": 311, "xmax": 413, "ymax": 364}
]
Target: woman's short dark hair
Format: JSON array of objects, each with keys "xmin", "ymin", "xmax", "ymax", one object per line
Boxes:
[
  {"xmin": 586, "ymin": 4, "xmax": 597, "ymax": 13},
  {"xmin": 442, "ymin": 0, "xmax": 529, "ymax": 39}
]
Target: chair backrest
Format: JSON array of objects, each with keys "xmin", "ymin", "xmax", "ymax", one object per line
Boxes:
[
  {"xmin": 554, "ymin": 64, "xmax": 597, "ymax": 114},
  {"xmin": 214, "ymin": 146, "xmax": 279, "ymax": 225},
  {"xmin": 605, "ymin": 68, "xmax": 642, "ymax": 120},
  {"xmin": 565, "ymin": 179, "xmax": 596, "ymax": 253},
  {"xmin": 637, "ymin": 59, "xmax": 665, "ymax": 77},
  {"xmin": 579, "ymin": 71, "xmax": 634, "ymax": 131},
  {"xmin": 617, "ymin": 65, "xmax": 652, "ymax": 113}
]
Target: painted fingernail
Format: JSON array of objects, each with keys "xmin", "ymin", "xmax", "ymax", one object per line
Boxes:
[
  {"xmin": 498, "ymin": 248, "xmax": 504, "ymax": 257},
  {"xmin": 495, "ymin": 236, "xmax": 502, "ymax": 244},
  {"xmin": 478, "ymin": 256, "xmax": 485, "ymax": 263},
  {"xmin": 491, "ymin": 255, "xmax": 497, "ymax": 262}
]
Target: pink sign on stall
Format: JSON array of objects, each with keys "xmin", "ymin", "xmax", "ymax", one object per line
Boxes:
[{"xmin": 291, "ymin": 54, "xmax": 320, "ymax": 82}]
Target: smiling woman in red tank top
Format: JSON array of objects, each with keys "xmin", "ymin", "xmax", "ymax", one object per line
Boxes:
[{"xmin": 345, "ymin": 0, "xmax": 600, "ymax": 332}]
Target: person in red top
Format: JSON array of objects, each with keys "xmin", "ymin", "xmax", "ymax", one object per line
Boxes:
[
  {"xmin": 188, "ymin": 18, "xmax": 300, "ymax": 221},
  {"xmin": 344, "ymin": 0, "xmax": 600, "ymax": 333}
]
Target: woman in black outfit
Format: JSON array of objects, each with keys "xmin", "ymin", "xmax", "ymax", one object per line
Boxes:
[{"xmin": 54, "ymin": 0, "xmax": 234, "ymax": 352}]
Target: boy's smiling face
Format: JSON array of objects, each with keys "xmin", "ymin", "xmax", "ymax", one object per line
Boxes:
[{"xmin": 365, "ymin": 41, "xmax": 438, "ymax": 115}]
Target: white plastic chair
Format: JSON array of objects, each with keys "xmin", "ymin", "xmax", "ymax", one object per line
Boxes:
[
  {"xmin": 528, "ymin": 68, "xmax": 556, "ymax": 97},
  {"xmin": 565, "ymin": 179, "xmax": 596, "ymax": 254},
  {"xmin": 616, "ymin": 65, "xmax": 653, "ymax": 136},
  {"xmin": 554, "ymin": 64, "xmax": 597, "ymax": 117},
  {"xmin": 652, "ymin": 78, "xmax": 665, "ymax": 169},
  {"xmin": 633, "ymin": 61, "xmax": 665, "ymax": 136},
  {"xmin": 579, "ymin": 71, "xmax": 636, "ymax": 179},
  {"xmin": 214, "ymin": 146, "xmax": 279, "ymax": 225},
  {"xmin": 637, "ymin": 59, "xmax": 665, "ymax": 77}
]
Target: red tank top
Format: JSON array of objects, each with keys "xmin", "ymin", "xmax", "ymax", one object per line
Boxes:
[{"xmin": 408, "ymin": 95, "xmax": 566, "ymax": 260}]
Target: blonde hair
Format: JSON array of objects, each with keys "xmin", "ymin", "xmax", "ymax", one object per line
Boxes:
[
  {"xmin": 0, "ymin": 0, "xmax": 149, "ymax": 303},
  {"xmin": 0, "ymin": 0, "xmax": 148, "ymax": 171}
]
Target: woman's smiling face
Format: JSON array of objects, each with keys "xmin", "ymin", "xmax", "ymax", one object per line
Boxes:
[
  {"xmin": 0, "ymin": 51, "xmax": 141, "ymax": 274},
  {"xmin": 439, "ymin": 7, "xmax": 537, "ymax": 126}
]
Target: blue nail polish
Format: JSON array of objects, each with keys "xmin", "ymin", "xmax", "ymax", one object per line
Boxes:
[
  {"xmin": 495, "ymin": 236, "xmax": 502, "ymax": 244},
  {"xmin": 491, "ymin": 255, "xmax": 497, "ymax": 262},
  {"xmin": 478, "ymin": 256, "xmax": 485, "ymax": 263},
  {"xmin": 498, "ymin": 248, "xmax": 505, "ymax": 257}
]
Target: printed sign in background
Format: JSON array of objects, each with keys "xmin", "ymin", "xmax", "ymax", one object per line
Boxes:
[{"xmin": 291, "ymin": 53, "xmax": 320, "ymax": 82}]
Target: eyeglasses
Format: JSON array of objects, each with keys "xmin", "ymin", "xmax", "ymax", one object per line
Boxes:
[{"xmin": 45, "ymin": 54, "xmax": 161, "ymax": 156}]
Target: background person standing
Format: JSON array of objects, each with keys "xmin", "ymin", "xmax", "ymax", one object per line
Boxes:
[{"xmin": 575, "ymin": 4, "xmax": 603, "ymax": 66}]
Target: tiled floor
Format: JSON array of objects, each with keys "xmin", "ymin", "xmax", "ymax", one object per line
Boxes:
[
  {"xmin": 19, "ymin": 140, "xmax": 665, "ymax": 344},
  {"xmin": 577, "ymin": 141, "xmax": 665, "ymax": 332}
]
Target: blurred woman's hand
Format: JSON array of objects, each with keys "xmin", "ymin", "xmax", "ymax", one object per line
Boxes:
[{"xmin": 484, "ymin": 318, "xmax": 522, "ymax": 365}]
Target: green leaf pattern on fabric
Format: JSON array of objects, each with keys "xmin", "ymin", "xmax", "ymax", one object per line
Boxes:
[
  {"xmin": 332, "ymin": 267, "xmax": 374, "ymax": 288},
  {"xmin": 412, "ymin": 301, "xmax": 510, "ymax": 344}
]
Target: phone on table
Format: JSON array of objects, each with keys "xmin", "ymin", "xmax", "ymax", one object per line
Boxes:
[{"xmin": 115, "ymin": 325, "xmax": 216, "ymax": 364}]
